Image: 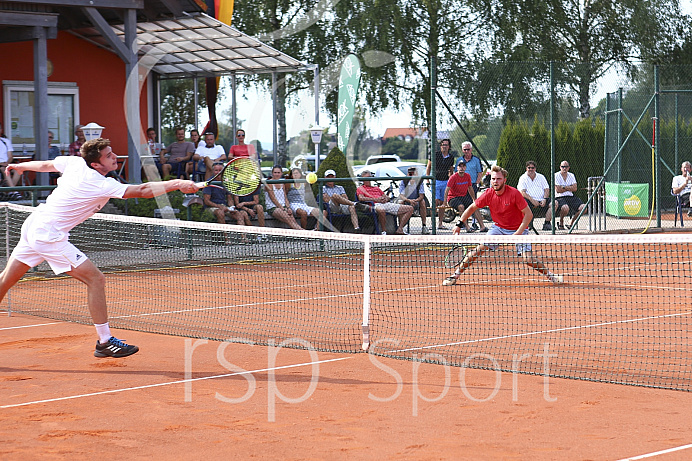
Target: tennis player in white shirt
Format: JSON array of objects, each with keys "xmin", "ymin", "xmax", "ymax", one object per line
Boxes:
[{"xmin": 0, "ymin": 138, "xmax": 199, "ymax": 358}]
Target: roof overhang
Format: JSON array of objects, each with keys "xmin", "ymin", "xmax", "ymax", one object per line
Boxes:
[{"xmin": 70, "ymin": 12, "xmax": 312, "ymax": 78}]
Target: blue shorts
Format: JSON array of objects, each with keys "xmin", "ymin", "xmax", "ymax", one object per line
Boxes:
[
  {"xmin": 435, "ymin": 180, "xmax": 448, "ymax": 202},
  {"xmin": 485, "ymin": 225, "xmax": 532, "ymax": 254}
]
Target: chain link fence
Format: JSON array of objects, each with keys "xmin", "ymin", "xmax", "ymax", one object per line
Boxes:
[{"xmin": 433, "ymin": 62, "xmax": 692, "ymax": 233}]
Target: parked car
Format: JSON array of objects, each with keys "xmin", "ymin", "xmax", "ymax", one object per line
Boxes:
[
  {"xmin": 353, "ymin": 161, "xmax": 429, "ymax": 202},
  {"xmin": 365, "ymin": 154, "xmax": 401, "ymax": 165}
]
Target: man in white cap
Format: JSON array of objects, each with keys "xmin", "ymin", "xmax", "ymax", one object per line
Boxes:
[{"xmin": 322, "ymin": 169, "xmax": 367, "ymax": 231}]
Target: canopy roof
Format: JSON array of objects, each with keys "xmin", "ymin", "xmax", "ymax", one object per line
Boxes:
[{"xmin": 71, "ymin": 13, "xmax": 310, "ymax": 78}]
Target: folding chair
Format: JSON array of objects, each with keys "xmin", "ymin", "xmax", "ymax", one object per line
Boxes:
[
  {"xmin": 170, "ymin": 160, "xmax": 189, "ymax": 179},
  {"xmin": 527, "ymin": 202, "xmax": 549, "ymax": 234},
  {"xmin": 672, "ymin": 188, "xmax": 684, "ymax": 227}
]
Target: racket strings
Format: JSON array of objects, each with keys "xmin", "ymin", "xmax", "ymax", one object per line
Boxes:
[{"xmin": 222, "ymin": 160, "xmax": 260, "ymax": 195}]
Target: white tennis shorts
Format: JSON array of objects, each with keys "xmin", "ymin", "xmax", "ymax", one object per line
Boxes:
[
  {"xmin": 289, "ymin": 202, "xmax": 316, "ymax": 214},
  {"xmin": 11, "ymin": 213, "xmax": 88, "ymax": 275},
  {"xmin": 374, "ymin": 202, "xmax": 403, "ymax": 215}
]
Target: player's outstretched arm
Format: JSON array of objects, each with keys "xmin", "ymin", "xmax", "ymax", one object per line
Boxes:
[
  {"xmin": 6, "ymin": 161, "xmax": 58, "ymax": 175},
  {"xmin": 123, "ymin": 179, "xmax": 200, "ymax": 199}
]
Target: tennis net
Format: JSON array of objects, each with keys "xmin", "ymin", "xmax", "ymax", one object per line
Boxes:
[{"xmin": 1, "ymin": 202, "xmax": 691, "ymax": 391}]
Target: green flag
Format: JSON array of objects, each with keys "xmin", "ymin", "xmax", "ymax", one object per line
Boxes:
[{"xmin": 337, "ymin": 54, "xmax": 361, "ymax": 152}]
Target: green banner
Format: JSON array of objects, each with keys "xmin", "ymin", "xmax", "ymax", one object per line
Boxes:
[
  {"xmin": 337, "ymin": 54, "xmax": 361, "ymax": 152},
  {"xmin": 605, "ymin": 182, "xmax": 649, "ymax": 217}
]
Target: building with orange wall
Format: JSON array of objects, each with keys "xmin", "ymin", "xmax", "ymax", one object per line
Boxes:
[{"xmin": 0, "ymin": 31, "xmax": 149, "ymax": 157}]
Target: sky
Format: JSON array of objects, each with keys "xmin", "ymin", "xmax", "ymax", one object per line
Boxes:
[{"xmin": 217, "ymin": 0, "xmax": 691, "ymax": 149}]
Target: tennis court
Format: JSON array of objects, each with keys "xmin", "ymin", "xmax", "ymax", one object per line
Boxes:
[
  {"xmin": 2, "ymin": 203, "xmax": 692, "ymax": 459},
  {"xmin": 3, "ymin": 314, "xmax": 692, "ymax": 460}
]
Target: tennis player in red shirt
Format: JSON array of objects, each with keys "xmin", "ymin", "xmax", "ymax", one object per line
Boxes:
[{"xmin": 442, "ymin": 165, "xmax": 562, "ymax": 286}]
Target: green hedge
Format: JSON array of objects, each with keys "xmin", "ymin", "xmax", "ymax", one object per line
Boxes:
[
  {"xmin": 311, "ymin": 146, "xmax": 359, "ymax": 200},
  {"xmin": 496, "ymin": 117, "xmax": 604, "ymax": 202},
  {"xmin": 111, "ymin": 190, "xmax": 215, "ymax": 222}
]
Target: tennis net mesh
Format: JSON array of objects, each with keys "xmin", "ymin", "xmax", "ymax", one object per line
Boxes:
[{"xmin": 2, "ymin": 203, "xmax": 691, "ymax": 391}]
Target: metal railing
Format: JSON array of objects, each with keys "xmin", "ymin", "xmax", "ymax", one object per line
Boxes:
[
  {"xmin": 0, "ymin": 185, "xmax": 56, "ymax": 207},
  {"xmin": 587, "ymin": 176, "xmax": 606, "ymax": 232}
]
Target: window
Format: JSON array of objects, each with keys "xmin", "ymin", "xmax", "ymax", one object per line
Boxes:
[{"xmin": 3, "ymin": 81, "xmax": 79, "ymax": 153}]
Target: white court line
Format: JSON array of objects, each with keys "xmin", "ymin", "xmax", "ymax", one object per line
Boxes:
[
  {"xmin": 616, "ymin": 443, "xmax": 692, "ymax": 460},
  {"xmin": 0, "ymin": 321, "xmax": 62, "ymax": 331},
  {"xmin": 387, "ymin": 310, "xmax": 692, "ymax": 354},
  {"xmin": 0, "ymin": 356, "xmax": 353, "ymax": 410}
]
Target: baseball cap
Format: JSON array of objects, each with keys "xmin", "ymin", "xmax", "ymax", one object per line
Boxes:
[
  {"xmin": 324, "ymin": 169, "xmax": 336, "ymax": 177},
  {"xmin": 458, "ymin": 159, "xmax": 467, "ymax": 166}
]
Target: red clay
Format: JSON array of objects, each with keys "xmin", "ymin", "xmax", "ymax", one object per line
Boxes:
[{"xmin": 2, "ymin": 313, "xmax": 692, "ymax": 460}]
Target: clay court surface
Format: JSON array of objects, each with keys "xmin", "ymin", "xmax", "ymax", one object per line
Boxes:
[{"xmin": 2, "ymin": 313, "xmax": 692, "ymax": 460}]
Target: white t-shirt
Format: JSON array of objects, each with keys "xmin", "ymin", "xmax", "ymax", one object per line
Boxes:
[
  {"xmin": 517, "ymin": 172, "xmax": 549, "ymax": 201},
  {"xmin": 554, "ymin": 171, "xmax": 577, "ymax": 197},
  {"xmin": 195, "ymin": 143, "xmax": 226, "ymax": 160},
  {"xmin": 32, "ymin": 156, "xmax": 129, "ymax": 235},
  {"xmin": 0, "ymin": 136, "xmax": 14, "ymax": 163},
  {"xmin": 672, "ymin": 174, "xmax": 692, "ymax": 196}
]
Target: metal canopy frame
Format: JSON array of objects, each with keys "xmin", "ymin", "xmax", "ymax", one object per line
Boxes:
[
  {"xmin": 70, "ymin": 13, "xmax": 312, "ymax": 78},
  {"xmin": 2, "ymin": 2, "xmax": 319, "ymax": 183}
]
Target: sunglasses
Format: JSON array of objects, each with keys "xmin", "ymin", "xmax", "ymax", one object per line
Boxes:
[
  {"xmin": 463, "ymin": 148, "xmax": 471, "ymax": 151},
  {"xmin": 527, "ymin": 166, "xmax": 535, "ymax": 169},
  {"xmin": 237, "ymin": 134, "xmax": 245, "ymax": 137},
  {"xmin": 561, "ymin": 165, "xmax": 569, "ymax": 168}
]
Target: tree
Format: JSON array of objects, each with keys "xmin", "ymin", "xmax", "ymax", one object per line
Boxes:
[
  {"xmin": 335, "ymin": 0, "xmax": 483, "ymax": 127},
  {"xmin": 159, "ymin": 78, "xmax": 207, "ymax": 143},
  {"xmin": 470, "ymin": 0, "xmax": 686, "ymax": 118},
  {"xmin": 232, "ymin": 0, "xmax": 346, "ymax": 167}
]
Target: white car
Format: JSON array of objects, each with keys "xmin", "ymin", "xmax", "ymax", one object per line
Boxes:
[
  {"xmin": 353, "ymin": 161, "xmax": 430, "ymax": 202},
  {"xmin": 365, "ymin": 154, "xmax": 402, "ymax": 165}
]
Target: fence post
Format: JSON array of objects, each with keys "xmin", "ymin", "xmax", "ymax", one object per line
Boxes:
[
  {"xmin": 430, "ymin": 55, "xmax": 437, "ymax": 235},
  {"xmin": 549, "ymin": 61, "xmax": 556, "ymax": 232},
  {"xmin": 654, "ymin": 65, "xmax": 661, "ymax": 228}
]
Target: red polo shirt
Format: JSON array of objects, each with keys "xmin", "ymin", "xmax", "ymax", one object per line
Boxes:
[{"xmin": 475, "ymin": 185, "xmax": 527, "ymax": 231}]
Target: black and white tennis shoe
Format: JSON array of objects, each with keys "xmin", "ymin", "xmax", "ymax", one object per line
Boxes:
[{"xmin": 94, "ymin": 337, "xmax": 139, "ymax": 358}]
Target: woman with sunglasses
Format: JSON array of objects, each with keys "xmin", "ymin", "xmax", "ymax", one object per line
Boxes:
[{"xmin": 229, "ymin": 129, "xmax": 257, "ymax": 161}]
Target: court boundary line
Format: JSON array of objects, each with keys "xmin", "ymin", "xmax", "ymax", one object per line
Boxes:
[
  {"xmin": 387, "ymin": 310, "xmax": 692, "ymax": 354},
  {"xmin": 616, "ymin": 442, "xmax": 692, "ymax": 460},
  {"xmin": 0, "ymin": 356, "xmax": 353, "ymax": 410},
  {"xmin": 0, "ymin": 321, "xmax": 62, "ymax": 331}
]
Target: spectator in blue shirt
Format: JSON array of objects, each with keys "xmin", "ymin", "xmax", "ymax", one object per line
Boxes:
[{"xmin": 456, "ymin": 141, "xmax": 484, "ymax": 192}]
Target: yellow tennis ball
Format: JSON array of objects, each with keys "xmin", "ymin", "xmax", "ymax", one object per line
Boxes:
[{"xmin": 306, "ymin": 172, "xmax": 318, "ymax": 184}]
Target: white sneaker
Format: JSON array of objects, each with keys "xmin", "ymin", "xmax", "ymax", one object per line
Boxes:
[
  {"xmin": 549, "ymin": 274, "xmax": 564, "ymax": 285},
  {"xmin": 442, "ymin": 275, "xmax": 458, "ymax": 286},
  {"xmin": 422, "ymin": 225, "xmax": 430, "ymax": 234},
  {"xmin": 381, "ymin": 231, "xmax": 387, "ymax": 235}
]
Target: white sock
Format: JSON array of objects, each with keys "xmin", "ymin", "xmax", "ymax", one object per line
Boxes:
[{"xmin": 95, "ymin": 322, "xmax": 111, "ymax": 344}]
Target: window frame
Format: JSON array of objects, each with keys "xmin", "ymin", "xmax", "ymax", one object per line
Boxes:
[{"xmin": 2, "ymin": 80, "xmax": 80, "ymax": 153}]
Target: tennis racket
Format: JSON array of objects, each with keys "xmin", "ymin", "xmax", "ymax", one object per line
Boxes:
[
  {"xmin": 196, "ymin": 157, "xmax": 261, "ymax": 196},
  {"xmin": 444, "ymin": 243, "xmax": 477, "ymax": 269}
]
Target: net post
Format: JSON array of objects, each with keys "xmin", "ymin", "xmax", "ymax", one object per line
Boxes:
[{"xmin": 361, "ymin": 236, "xmax": 371, "ymax": 351}]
